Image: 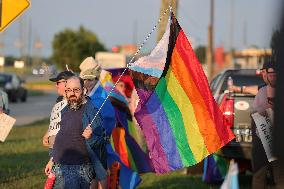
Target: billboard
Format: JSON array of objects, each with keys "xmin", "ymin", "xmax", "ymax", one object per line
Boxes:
[{"xmin": 95, "ymin": 52, "xmax": 126, "ymax": 69}]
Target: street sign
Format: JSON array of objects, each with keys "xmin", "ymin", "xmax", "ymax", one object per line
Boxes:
[{"xmin": 0, "ymin": 0, "xmax": 30, "ymax": 32}]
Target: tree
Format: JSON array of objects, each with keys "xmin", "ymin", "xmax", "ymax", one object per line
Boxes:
[
  {"xmin": 270, "ymin": 29, "xmax": 281, "ymax": 61},
  {"xmin": 194, "ymin": 45, "xmax": 206, "ymax": 64},
  {"xmin": 52, "ymin": 26, "xmax": 105, "ymax": 71}
]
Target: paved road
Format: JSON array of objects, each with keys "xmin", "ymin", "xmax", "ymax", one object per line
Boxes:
[{"xmin": 9, "ymin": 92, "xmax": 57, "ymax": 126}]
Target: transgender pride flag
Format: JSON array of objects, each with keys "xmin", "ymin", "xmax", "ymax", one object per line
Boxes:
[{"xmin": 129, "ymin": 13, "xmax": 235, "ymax": 174}]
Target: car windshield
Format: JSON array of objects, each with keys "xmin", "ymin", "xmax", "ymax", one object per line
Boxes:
[
  {"xmin": 221, "ymin": 74, "xmax": 265, "ymax": 92},
  {"xmin": 210, "ymin": 74, "xmax": 221, "ymax": 92}
]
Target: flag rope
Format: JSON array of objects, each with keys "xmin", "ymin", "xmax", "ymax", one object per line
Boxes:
[{"xmin": 90, "ymin": 5, "xmax": 172, "ymax": 126}]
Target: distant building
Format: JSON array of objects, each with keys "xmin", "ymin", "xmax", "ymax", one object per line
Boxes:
[
  {"xmin": 232, "ymin": 48, "xmax": 272, "ymax": 69},
  {"xmin": 119, "ymin": 44, "xmax": 137, "ymax": 56},
  {"xmin": 95, "ymin": 52, "xmax": 127, "ymax": 69}
]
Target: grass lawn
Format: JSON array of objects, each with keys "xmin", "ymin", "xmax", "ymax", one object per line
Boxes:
[
  {"xmin": 138, "ymin": 171, "xmax": 218, "ymax": 189},
  {"xmin": 27, "ymin": 89, "xmax": 45, "ymax": 97},
  {"xmin": 0, "ymin": 119, "xmax": 251, "ymax": 189},
  {"xmin": 0, "ymin": 119, "xmax": 49, "ymax": 189},
  {"xmin": 25, "ymin": 81, "xmax": 54, "ymax": 91},
  {"xmin": 0, "ymin": 67, "xmax": 32, "ymax": 76}
]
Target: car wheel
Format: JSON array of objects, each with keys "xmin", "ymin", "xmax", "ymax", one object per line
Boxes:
[
  {"xmin": 21, "ymin": 91, "xmax": 27, "ymax": 102},
  {"xmin": 10, "ymin": 94, "xmax": 17, "ymax": 103}
]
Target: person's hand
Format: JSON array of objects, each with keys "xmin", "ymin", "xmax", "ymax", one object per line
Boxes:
[
  {"xmin": 82, "ymin": 124, "xmax": 92, "ymax": 139},
  {"xmin": 44, "ymin": 159, "xmax": 54, "ymax": 176},
  {"xmin": 258, "ymin": 110, "xmax": 267, "ymax": 117},
  {"xmin": 42, "ymin": 132, "xmax": 49, "ymax": 147},
  {"xmin": 228, "ymin": 85, "xmax": 240, "ymax": 93}
]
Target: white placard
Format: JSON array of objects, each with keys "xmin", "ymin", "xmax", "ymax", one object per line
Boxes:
[
  {"xmin": 0, "ymin": 113, "xmax": 16, "ymax": 142},
  {"xmin": 252, "ymin": 109, "xmax": 276, "ymax": 162},
  {"xmin": 48, "ymin": 99, "xmax": 67, "ymax": 137}
]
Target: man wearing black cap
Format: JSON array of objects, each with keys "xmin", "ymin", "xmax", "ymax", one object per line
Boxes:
[
  {"xmin": 49, "ymin": 70, "xmax": 75, "ymax": 103},
  {"xmin": 251, "ymin": 61, "xmax": 280, "ymax": 188},
  {"xmin": 42, "ymin": 71, "xmax": 74, "ymax": 172}
]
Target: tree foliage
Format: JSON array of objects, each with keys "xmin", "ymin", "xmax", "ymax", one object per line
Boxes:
[
  {"xmin": 270, "ymin": 29, "xmax": 281, "ymax": 61},
  {"xmin": 194, "ymin": 45, "xmax": 206, "ymax": 64},
  {"xmin": 52, "ymin": 26, "xmax": 105, "ymax": 71}
]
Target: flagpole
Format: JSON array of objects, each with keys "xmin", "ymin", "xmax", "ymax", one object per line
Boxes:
[
  {"xmin": 90, "ymin": 6, "xmax": 172, "ymax": 126},
  {"xmin": 206, "ymin": 0, "xmax": 214, "ymax": 80}
]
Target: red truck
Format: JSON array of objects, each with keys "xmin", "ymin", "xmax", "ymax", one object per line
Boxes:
[{"xmin": 210, "ymin": 69, "xmax": 265, "ymax": 170}]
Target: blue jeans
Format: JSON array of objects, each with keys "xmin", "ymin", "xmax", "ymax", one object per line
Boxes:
[{"xmin": 52, "ymin": 163, "xmax": 94, "ymax": 189}]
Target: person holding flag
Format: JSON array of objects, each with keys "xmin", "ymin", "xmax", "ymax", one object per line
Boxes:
[
  {"xmin": 79, "ymin": 57, "xmax": 116, "ymax": 189},
  {"xmin": 79, "ymin": 57, "xmax": 143, "ymax": 189},
  {"xmin": 45, "ymin": 76, "xmax": 106, "ymax": 189}
]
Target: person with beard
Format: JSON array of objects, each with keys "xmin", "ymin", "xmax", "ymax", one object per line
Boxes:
[
  {"xmin": 43, "ymin": 71, "xmax": 74, "ymax": 179},
  {"xmin": 45, "ymin": 76, "xmax": 106, "ymax": 189},
  {"xmin": 79, "ymin": 57, "xmax": 116, "ymax": 189},
  {"xmin": 251, "ymin": 61, "xmax": 280, "ymax": 188}
]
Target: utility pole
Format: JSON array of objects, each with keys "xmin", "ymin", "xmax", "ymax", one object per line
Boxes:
[
  {"xmin": 27, "ymin": 17, "xmax": 32, "ymax": 66},
  {"xmin": 0, "ymin": 0, "xmax": 2, "ymax": 28},
  {"xmin": 206, "ymin": 0, "xmax": 214, "ymax": 80},
  {"xmin": 32, "ymin": 33, "xmax": 43, "ymax": 68},
  {"xmin": 243, "ymin": 20, "xmax": 247, "ymax": 48},
  {"xmin": 230, "ymin": 0, "xmax": 234, "ymax": 51},
  {"xmin": 157, "ymin": 0, "xmax": 178, "ymax": 43},
  {"xmin": 229, "ymin": 0, "xmax": 235, "ymax": 68}
]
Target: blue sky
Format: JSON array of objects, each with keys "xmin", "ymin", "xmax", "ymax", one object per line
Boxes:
[{"xmin": 2, "ymin": 0, "xmax": 281, "ymax": 57}]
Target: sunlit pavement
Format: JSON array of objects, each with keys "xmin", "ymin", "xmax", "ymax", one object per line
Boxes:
[{"xmin": 9, "ymin": 91, "xmax": 57, "ymax": 126}]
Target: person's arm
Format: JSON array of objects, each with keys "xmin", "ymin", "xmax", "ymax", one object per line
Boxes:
[
  {"xmin": 242, "ymin": 85, "xmax": 259, "ymax": 95},
  {"xmin": 229, "ymin": 85, "xmax": 259, "ymax": 95},
  {"xmin": 42, "ymin": 131, "xmax": 49, "ymax": 147}
]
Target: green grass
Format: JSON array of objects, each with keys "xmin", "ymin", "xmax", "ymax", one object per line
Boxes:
[
  {"xmin": 26, "ymin": 80, "xmax": 53, "ymax": 86},
  {"xmin": 0, "ymin": 119, "xmax": 49, "ymax": 189},
  {"xmin": 27, "ymin": 89, "xmax": 45, "ymax": 97},
  {"xmin": 0, "ymin": 119, "xmax": 252, "ymax": 189},
  {"xmin": 138, "ymin": 171, "xmax": 252, "ymax": 189},
  {"xmin": 25, "ymin": 80, "xmax": 54, "ymax": 91},
  {"xmin": 138, "ymin": 171, "xmax": 217, "ymax": 189},
  {"xmin": 0, "ymin": 66, "xmax": 32, "ymax": 76}
]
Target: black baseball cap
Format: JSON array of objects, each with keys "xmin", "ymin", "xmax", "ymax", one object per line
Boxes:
[
  {"xmin": 49, "ymin": 71, "xmax": 75, "ymax": 82},
  {"xmin": 262, "ymin": 61, "xmax": 275, "ymax": 70}
]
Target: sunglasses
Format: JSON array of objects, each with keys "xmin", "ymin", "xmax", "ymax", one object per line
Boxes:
[{"xmin": 261, "ymin": 68, "xmax": 276, "ymax": 74}]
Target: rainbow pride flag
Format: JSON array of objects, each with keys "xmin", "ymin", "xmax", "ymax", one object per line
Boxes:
[
  {"xmin": 203, "ymin": 153, "xmax": 229, "ymax": 184},
  {"xmin": 129, "ymin": 13, "xmax": 235, "ymax": 174},
  {"xmin": 104, "ymin": 79, "xmax": 154, "ymax": 174}
]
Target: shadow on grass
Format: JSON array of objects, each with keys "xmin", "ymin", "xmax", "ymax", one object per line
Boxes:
[
  {"xmin": 138, "ymin": 171, "xmax": 252, "ymax": 189},
  {"xmin": 0, "ymin": 150, "xmax": 49, "ymax": 184},
  {"xmin": 138, "ymin": 173, "xmax": 214, "ymax": 189},
  {"xmin": 0, "ymin": 120, "xmax": 50, "ymax": 188},
  {"xmin": 19, "ymin": 118, "xmax": 49, "ymax": 128},
  {"xmin": 3, "ymin": 138, "xmax": 28, "ymax": 144}
]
